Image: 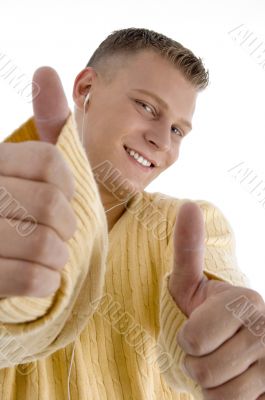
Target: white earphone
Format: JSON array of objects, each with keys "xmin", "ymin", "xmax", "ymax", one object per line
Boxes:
[
  {"xmin": 67, "ymin": 87, "xmax": 133, "ymax": 400},
  {"xmin": 83, "ymin": 92, "xmax": 90, "ymax": 110}
]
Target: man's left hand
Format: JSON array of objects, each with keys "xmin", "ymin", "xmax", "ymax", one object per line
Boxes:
[{"xmin": 168, "ymin": 202, "xmax": 265, "ymax": 400}]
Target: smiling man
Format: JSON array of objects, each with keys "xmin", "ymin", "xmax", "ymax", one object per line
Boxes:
[
  {"xmin": 0, "ymin": 28, "xmax": 265, "ymax": 400},
  {"xmin": 73, "ymin": 39, "xmax": 198, "ymax": 232}
]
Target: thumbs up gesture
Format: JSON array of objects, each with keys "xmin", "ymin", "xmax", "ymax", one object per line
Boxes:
[
  {"xmin": 32, "ymin": 66, "xmax": 71, "ymax": 144},
  {"xmin": 0, "ymin": 67, "xmax": 77, "ymax": 299},
  {"xmin": 168, "ymin": 202, "xmax": 265, "ymax": 400}
]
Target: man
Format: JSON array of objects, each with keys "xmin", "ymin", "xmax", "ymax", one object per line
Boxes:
[{"xmin": 0, "ymin": 27, "xmax": 264, "ymax": 399}]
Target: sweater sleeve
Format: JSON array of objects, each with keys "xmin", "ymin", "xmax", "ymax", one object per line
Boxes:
[
  {"xmin": 0, "ymin": 113, "xmax": 108, "ymax": 368},
  {"xmin": 157, "ymin": 199, "xmax": 250, "ymax": 399}
]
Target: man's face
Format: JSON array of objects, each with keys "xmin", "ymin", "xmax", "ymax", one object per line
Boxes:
[{"xmin": 74, "ymin": 50, "xmax": 198, "ymax": 200}]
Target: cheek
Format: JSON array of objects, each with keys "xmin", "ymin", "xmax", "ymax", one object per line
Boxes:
[
  {"xmin": 100, "ymin": 108, "xmax": 133, "ymax": 136},
  {"xmin": 164, "ymin": 148, "xmax": 180, "ymax": 168},
  {"xmin": 113, "ymin": 102, "xmax": 148, "ymax": 130}
]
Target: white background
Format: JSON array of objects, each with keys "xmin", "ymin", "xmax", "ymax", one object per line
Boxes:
[{"xmin": 0, "ymin": 0, "xmax": 265, "ymax": 298}]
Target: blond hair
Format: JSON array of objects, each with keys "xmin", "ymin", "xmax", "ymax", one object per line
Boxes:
[{"xmin": 86, "ymin": 27, "xmax": 209, "ymax": 92}]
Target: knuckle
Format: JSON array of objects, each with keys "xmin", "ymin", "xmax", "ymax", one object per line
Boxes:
[
  {"xmin": 20, "ymin": 265, "xmax": 42, "ymax": 296},
  {"xmin": 42, "ymin": 143, "xmax": 59, "ymax": 162},
  {"xmin": 71, "ymin": 215, "xmax": 77, "ymax": 237},
  {"xmin": 57, "ymin": 242, "xmax": 69, "ymax": 269},
  {"xmin": 41, "ymin": 144, "xmax": 61, "ymax": 178},
  {"xmin": 191, "ymin": 362, "xmax": 213, "ymax": 387},
  {"xmin": 202, "ymin": 388, "xmax": 225, "ymax": 400},
  {"xmin": 40, "ymin": 186, "xmax": 63, "ymax": 220},
  {"xmin": 23, "ymin": 265, "xmax": 61, "ymax": 297},
  {"xmin": 33, "ymin": 226, "xmax": 54, "ymax": 259},
  {"xmin": 40, "ymin": 144, "xmax": 75, "ymax": 200},
  {"xmin": 64, "ymin": 166, "xmax": 75, "ymax": 199},
  {"xmin": 246, "ymin": 289, "xmax": 264, "ymax": 308},
  {"xmin": 183, "ymin": 332, "xmax": 202, "ymax": 355},
  {"xmin": 37, "ymin": 270, "xmax": 61, "ymax": 297},
  {"xmin": 65, "ymin": 207, "xmax": 78, "ymax": 239},
  {"xmin": 33, "ymin": 226, "xmax": 69, "ymax": 269}
]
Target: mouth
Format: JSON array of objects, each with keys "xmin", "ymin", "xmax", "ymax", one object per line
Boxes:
[{"xmin": 123, "ymin": 145, "xmax": 155, "ymax": 172}]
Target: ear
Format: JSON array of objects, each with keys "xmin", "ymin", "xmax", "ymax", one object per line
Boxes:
[{"xmin": 72, "ymin": 67, "xmax": 95, "ymax": 111}]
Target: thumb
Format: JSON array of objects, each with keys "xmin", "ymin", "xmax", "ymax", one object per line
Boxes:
[
  {"xmin": 32, "ymin": 66, "xmax": 71, "ymax": 144},
  {"xmin": 169, "ymin": 201, "xmax": 207, "ymax": 316}
]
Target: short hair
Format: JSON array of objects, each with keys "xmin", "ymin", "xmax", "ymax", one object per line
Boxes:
[{"xmin": 86, "ymin": 27, "xmax": 209, "ymax": 92}]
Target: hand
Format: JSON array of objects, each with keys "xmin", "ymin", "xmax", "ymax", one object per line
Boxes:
[
  {"xmin": 168, "ymin": 202, "xmax": 265, "ymax": 400},
  {"xmin": 0, "ymin": 67, "xmax": 77, "ymax": 298}
]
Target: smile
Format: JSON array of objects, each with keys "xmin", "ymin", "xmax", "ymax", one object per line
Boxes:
[{"xmin": 124, "ymin": 145, "xmax": 155, "ymax": 172}]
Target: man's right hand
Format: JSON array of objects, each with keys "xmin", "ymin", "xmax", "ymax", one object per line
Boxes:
[{"xmin": 0, "ymin": 67, "xmax": 77, "ymax": 298}]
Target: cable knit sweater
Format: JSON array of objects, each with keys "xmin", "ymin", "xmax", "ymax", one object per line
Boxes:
[{"xmin": 0, "ymin": 114, "xmax": 250, "ymax": 400}]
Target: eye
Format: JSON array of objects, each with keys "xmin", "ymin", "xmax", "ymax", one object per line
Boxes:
[
  {"xmin": 171, "ymin": 126, "xmax": 184, "ymax": 137},
  {"xmin": 135, "ymin": 100, "xmax": 184, "ymax": 137},
  {"xmin": 135, "ymin": 100, "xmax": 156, "ymax": 116}
]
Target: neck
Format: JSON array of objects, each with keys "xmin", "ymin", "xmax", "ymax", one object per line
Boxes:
[
  {"xmin": 100, "ymin": 189, "xmax": 129, "ymax": 233},
  {"xmin": 105, "ymin": 202, "xmax": 127, "ymax": 232}
]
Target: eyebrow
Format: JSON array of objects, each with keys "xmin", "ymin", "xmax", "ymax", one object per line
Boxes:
[{"xmin": 131, "ymin": 88, "xmax": 193, "ymax": 132}]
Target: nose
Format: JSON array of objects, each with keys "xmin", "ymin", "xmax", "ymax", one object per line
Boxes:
[{"xmin": 144, "ymin": 122, "xmax": 171, "ymax": 152}]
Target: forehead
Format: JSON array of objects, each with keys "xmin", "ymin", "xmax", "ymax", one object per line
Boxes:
[
  {"xmin": 113, "ymin": 50, "xmax": 192, "ymax": 89},
  {"xmin": 111, "ymin": 50, "xmax": 197, "ymax": 118}
]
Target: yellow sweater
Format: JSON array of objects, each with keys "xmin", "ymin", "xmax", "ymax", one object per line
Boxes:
[{"xmin": 0, "ymin": 114, "xmax": 250, "ymax": 400}]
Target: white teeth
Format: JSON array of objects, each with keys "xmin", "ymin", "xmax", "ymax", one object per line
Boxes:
[{"xmin": 125, "ymin": 147, "xmax": 152, "ymax": 167}]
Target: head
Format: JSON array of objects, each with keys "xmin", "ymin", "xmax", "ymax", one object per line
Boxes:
[{"xmin": 73, "ymin": 28, "xmax": 209, "ymax": 205}]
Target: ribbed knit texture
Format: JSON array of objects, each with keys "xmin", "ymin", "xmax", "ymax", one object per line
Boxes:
[{"xmin": 0, "ymin": 115, "xmax": 250, "ymax": 399}]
